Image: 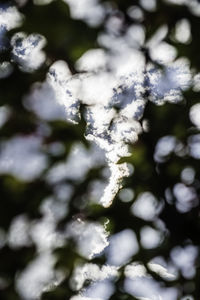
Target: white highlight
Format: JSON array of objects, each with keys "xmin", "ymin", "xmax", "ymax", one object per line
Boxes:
[
  {"xmin": 0, "ymin": 6, "xmax": 23, "ymax": 30},
  {"xmin": 11, "ymin": 32, "xmax": 46, "ymax": 72}
]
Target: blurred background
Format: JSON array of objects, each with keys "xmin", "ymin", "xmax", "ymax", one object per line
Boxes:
[{"xmin": 0, "ymin": 0, "xmax": 200, "ymax": 299}]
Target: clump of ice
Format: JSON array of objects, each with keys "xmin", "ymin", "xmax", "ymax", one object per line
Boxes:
[
  {"xmin": 64, "ymin": 0, "xmax": 105, "ymax": 27},
  {"xmin": 0, "ymin": 5, "xmax": 23, "ymax": 30},
  {"xmin": 23, "ymin": 55, "xmax": 191, "ymax": 207},
  {"xmin": 71, "ymin": 263, "xmax": 118, "ymax": 291},
  {"xmin": 66, "ymin": 219, "xmax": 109, "ymax": 259},
  {"xmin": 0, "ymin": 135, "xmax": 47, "ymax": 181},
  {"xmin": 16, "ymin": 252, "xmax": 59, "ymax": 300},
  {"xmin": 106, "ymin": 229, "xmax": 139, "ymax": 266},
  {"xmin": 11, "ymin": 32, "xmax": 46, "ymax": 72},
  {"xmin": 0, "ymin": 5, "xmax": 24, "ymax": 52}
]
